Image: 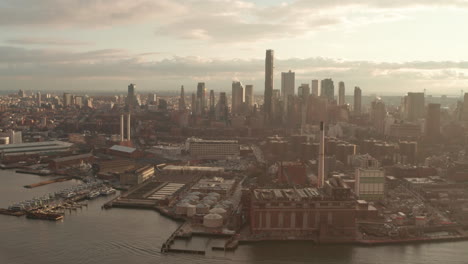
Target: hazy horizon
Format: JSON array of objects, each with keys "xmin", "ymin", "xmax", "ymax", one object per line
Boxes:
[{"xmin": 2, "ymin": 0, "xmax": 468, "ymax": 94}]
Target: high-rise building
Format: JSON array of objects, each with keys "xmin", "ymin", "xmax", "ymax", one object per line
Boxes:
[
  {"xmin": 354, "ymin": 87, "xmax": 362, "ymax": 115},
  {"xmin": 148, "ymin": 93, "xmax": 157, "ymax": 105},
  {"xmin": 196, "ymin": 82, "xmax": 206, "ymax": 114},
  {"xmin": 18, "ymin": 89, "xmax": 25, "ymax": 98},
  {"xmin": 216, "ymin": 92, "xmax": 228, "ymax": 121},
  {"xmin": 126, "ymin": 83, "xmax": 137, "ymax": 109},
  {"xmin": 245, "ymin": 85, "xmax": 254, "ymax": 110},
  {"xmin": 311, "ymin": 80, "xmax": 319, "ymax": 96},
  {"xmin": 281, "ymin": 70, "xmax": 295, "ymax": 98},
  {"xmin": 320, "ymin": 78, "xmax": 334, "ymax": 101},
  {"xmin": 264, "ymin": 49, "xmax": 274, "ymax": 121},
  {"xmin": 370, "ymin": 99, "xmax": 386, "ymax": 134},
  {"xmin": 338, "ymin": 81, "xmax": 345, "ymax": 105},
  {"xmin": 425, "ymin": 103, "xmax": 441, "ymax": 141},
  {"xmin": 298, "ymin": 84, "xmax": 310, "ymax": 100},
  {"xmin": 406, "ymin": 92, "xmax": 425, "ymax": 121},
  {"xmin": 63, "ymin": 93, "xmax": 72, "ymax": 107},
  {"xmin": 463, "ymin": 93, "xmax": 468, "ymax": 121},
  {"xmin": 232, "ymin": 81, "xmax": 244, "ymax": 114},
  {"xmin": 209, "ymin": 90, "xmax": 215, "ymax": 112},
  {"xmin": 75, "ymin": 96, "xmax": 83, "ymax": 108},
  {"xmin": 179, "ymin": 85, "xmax": 186, "ymax": 110},
  {"xmin": 191, "ymin": 93, "xmax": 196, "ymax": 115},
  {"xmin": 36, "ymin": 92, "xmax": 41, "ymax": 106}
]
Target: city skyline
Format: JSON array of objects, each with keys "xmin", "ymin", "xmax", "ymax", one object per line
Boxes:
[{"xmin": 1, "ymin": 0, "xmax": 468, "ymax": 94}]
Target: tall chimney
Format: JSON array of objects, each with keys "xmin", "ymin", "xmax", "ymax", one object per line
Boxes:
[
  {"xmin": 120, "ymin": 114, "xmax": 124, "ymax": 142},
  {"xmin": 318, "ymin": 121, "xmax": 325, "ymax": 188},
  {"xmin": 127, "ymin": 113, "xmax": 131, "ymax": 141}
]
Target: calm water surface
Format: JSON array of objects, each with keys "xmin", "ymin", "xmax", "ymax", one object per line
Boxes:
[{"xmin": 1, "ymin": 170, "xmax": 467, "ymax": 264}]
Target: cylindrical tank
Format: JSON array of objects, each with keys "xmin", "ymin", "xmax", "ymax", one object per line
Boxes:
[
  {"xmin": 203, "ymin": 213, "xmax": 223, "ymax": 228},
  {"xmin": 196, "ymin": 203, "xmax": 210, "ymax": 214},
  {"xmin": 203, "ymin": 196, "xmax": 218, "ymax": 203},
  {"xmin": 186, "ymin": 204, "xmax": 196, "ymax": 217},
  {"xmin": 208, "ymin": 192, "xmax": 221, "ymax": 198},
  {"xmin": 209, "ymin": 207, "xmax": 227, "ymax": 218},
  {"xmin": 175, "ymin": 202, "xmax": 189, "ymax": 215},
  {"xmin": 203, "ymin": 199, "xmax": 215, "ymax": 207}
]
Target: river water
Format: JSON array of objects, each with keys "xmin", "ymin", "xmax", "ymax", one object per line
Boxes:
[{"xmin": 0, "ymin": 170, "xmax": 467, "ymax": 264}]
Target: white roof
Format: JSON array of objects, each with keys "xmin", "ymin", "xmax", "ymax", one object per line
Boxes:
[{"xmin": 109, "ymin": 145, "xmax": 136, "ymax": 153}]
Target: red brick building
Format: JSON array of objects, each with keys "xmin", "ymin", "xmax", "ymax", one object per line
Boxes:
[{"xmin": 249, "ymin": 185, "xmax": 357, "ymax": 242}]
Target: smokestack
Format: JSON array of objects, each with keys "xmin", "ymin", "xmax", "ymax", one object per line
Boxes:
[
  {"xmin": 318, "ymin": 121, "xmax": 325, "ymax": 188},
  {"xmin": 127, "ymin": 113, "xmax": 131, "ymax": 141},
  {"xmin": 120, "ymin": 114, "xmax": 124, "ymax": 142}
]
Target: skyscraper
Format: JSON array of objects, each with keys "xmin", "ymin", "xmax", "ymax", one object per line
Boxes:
[
  {"xmin": 126, "ymin": 83, "xmax": 137, "ymax": 109},
  {"xmin": 425, "ymin": 103, "xmax": 441, "ymax": 141},
  {"xmin": 463, "ymin": 93, "xmax": 468, "ymax": 121},
  {"xmin": 191, "ymin": 93, "xmax": 196, "ymax": 115},
  {"xmin": 406, "ymin": 92, "xmax": 425, "ymax": 121},
  {"xmin": 196, "ymin": 82, "xmax": 206, "ymax": 114},
  {"xmin": 36, "ymin": 92, "xmax": 41, "ymax": 106},
  {"xmin": 281, "ymin": 70, "xmax": 295, "ymax": 98},
  {"xmin": 209, "ymin": 90, "xmax": 215, "ymax": 112},
  {"xmin": 245, "ymin": 85, "xmax": 254, "ymax": 110},
  {"xmin": 320, "ymin": 78, "xmax": 334, "ymax": 101},
  {"xmin": 311, "ymin": 80, "xmax": 319, "ymax": 96},
  {"xmin": 264, "ymin": 49, "xmax": 274, "ymax": 121},
  {"xmin": 354, "ymin": 87, "xmax": 362, "ymax": 115},
  {"xmin": 179, "ymin": 85, "xmax": 186, "ymax": 110},
  {"xmin": 63, "ymin": 92, "xmax": 72, "ymax": 107},
  {"xmin": 298, "ymin": 84, "xmax": 310, "ymax": 100},
  {"xmin": 232, "ymin": 81, "xmax": 244, "ymax": 114},
  {"xmin": 216, "ymin": 92, "xmax": 228, "ymax": 120},
  {"xmin": 338, "ymin": 81, "xmax": 345, "ymax": 105},
  {"xmin": 370, "ymin": 99, "xmax": 386, "ymax": 134}
]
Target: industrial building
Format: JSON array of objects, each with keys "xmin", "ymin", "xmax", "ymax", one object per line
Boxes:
[
  {"xmin": 355, "ymin": 168, "xmax": 385, "ymax": 201},
  {"xmin": 49, "ymin": 153, "xmax": 95, "ymax": 170},
  {"xmin": 249, "ymin": 183, "xmax": 357, "ymax": 242},
  {"xmin": 186, "ymin": 137, "xmax": 240, "ymax": 160},
  {"xmin": 120, "ymin": 165, "xmax": 155, "ymax": 185},
  {"xmin": 0, "ymin": 141, "xmax": 72, "ymax": 156}
]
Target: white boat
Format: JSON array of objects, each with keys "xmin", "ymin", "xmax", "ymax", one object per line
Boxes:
[
  {"xmin": 87, "ymin": 191, "xmax": 100, "ymax": 199},
  {"xmin": 100, "ymin": 188, "xmax": 116, "ymax": 196}
]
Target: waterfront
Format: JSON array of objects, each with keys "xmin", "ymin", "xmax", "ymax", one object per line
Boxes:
[{"xmin": 1, "ymin": 170, "xmax": 467, "ymax": 264}]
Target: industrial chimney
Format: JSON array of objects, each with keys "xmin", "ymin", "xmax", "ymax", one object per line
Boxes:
[
  {"xmin": 120, "ymin": 114, "xmax": 124, "ymax": 142},
  {"xmin": 318, "ymin": 121, "xmax": 325, "ymax": 188},
  {"xmin": 127, "ymin": 113, "xmax": 131, "ymax": 141}
]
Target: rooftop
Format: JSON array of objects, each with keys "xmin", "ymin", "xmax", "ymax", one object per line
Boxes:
[
  {"xmin": 0, "ymin": 141, "xmax": 72, "ymax": 154},
  {"xmin": 253, "ymin": 188, "xmax": 322, "ymax": 201},
  {"xmin": 109, "ymin": 145, "xmax": 136, "ymax": 153}
]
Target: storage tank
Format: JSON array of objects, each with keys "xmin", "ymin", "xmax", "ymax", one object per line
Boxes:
[
  {"xmin": 203, "ymin": 196, "xmax": 218, "ymax": 203},
  {"xmin": 175, "ymin": 202, "xmax": 189, "ymax": 215},
  {"xmin": 203, "ymin": 213, "xmax": 223, "ymax": 228},
  {"xmin": 186, "ymin": 195, "xmax": 200, "ymax": 202},
  {"xmin": 186, "ymin": 204, "xmax": 196, "ymax": 217},
  {"xmin": 208, "ymin": 192, "xmax": 221, "ymax": 199},
  {"xmin": 196, "ymin": 203, "xmax": 210, "ymax": 214},
  {"xmin": 209, "ymin": 207, "xmax": 227, "ymax": 218},
  {"xmin": 203, "ymin": 199, "xmax": 215, "ymax": 207},
  {"xmin": 221, "ymin": 200, "xmax": 233, "ymax": 209}
]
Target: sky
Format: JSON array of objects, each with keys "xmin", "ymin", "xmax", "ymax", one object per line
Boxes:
[{"xmin": 1, "ymin": 0, "xmax": 468, "ymax": 95}]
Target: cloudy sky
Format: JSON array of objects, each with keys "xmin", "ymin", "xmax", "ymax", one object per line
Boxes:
[{"xmin": 1, "ymin": 0, "xmax": 468, "ymax": 95}]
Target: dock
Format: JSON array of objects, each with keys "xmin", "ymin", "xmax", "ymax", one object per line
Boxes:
[
  {"xmin": 24, "ymin": 177, "xmax": 72, "ymax": 188},
  {"xmin": 16, "ymin": 168, "xmax": 52, "ymax": 176}
]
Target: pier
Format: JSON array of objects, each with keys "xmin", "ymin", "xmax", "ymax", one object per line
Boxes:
[{"xmin": 24, "ymin": 177, "xmax": 72, "ymax": 188}]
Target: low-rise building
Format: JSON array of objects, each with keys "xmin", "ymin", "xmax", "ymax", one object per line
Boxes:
[{"xmin": 186, "ymin": 137, "xmax": 240, "ymax": 160}]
